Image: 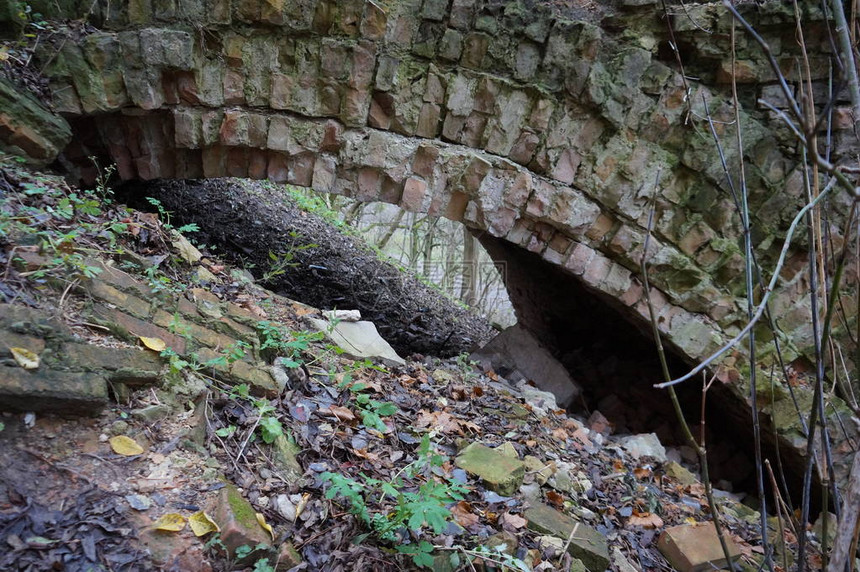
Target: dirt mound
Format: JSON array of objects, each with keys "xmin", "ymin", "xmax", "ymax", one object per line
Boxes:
[{"xmin": 117, "ymin": 178, "xmax": 495, "ymax": 358}]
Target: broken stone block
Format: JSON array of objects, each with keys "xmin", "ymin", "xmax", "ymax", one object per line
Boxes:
[
  {"xmin": 470, "ymin": 323, "xmax": 580, "ymax": 408},
  {"xmin": 308, "ymin": 317, "xmax": 405, "ymax": 367},
  {"xmin": 455, "ymin": 442, "xmax": 525, "ymax": 496},
  {"xmin": 524, "ymin": 502, "xmax": 609, "ymax": 571},
  {"xmin": 0, "ymin": 78, "xmax": 72, "ymax": 165},
  {"xmin": 619, "ymin": 433, "xmax": 667, "ymax": 463},
  {"xmin": 211, "ymin": 485, "xmax": 274, "ymax": 563},
  {"xmin": 0, "ymin": 368, "xmax": 108, "ymax": 414},
  {"xmin": 657, "ymin": 522, "xmax": 741, "ymax": 572},
  {"xmin": 664, "ymin": 461, "xmax": 698, "ymax": 486}
]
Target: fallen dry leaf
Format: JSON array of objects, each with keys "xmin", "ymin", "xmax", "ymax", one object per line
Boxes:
[
  {"xmin": 451, "ymin": 501, "xmax": 480, "ymax": 527},
  {"xmin": 152, "ymin": 513, "xmax": 186, "ymax": 532},
  {"xmin": 10, "ymin": 347, "xmax": 39, "ymax": 369},
  {"xmin": 139, "ymin": 336, "xmax": 166, "ymax": 352},
  {"xmin": 109, "ymin": 435, "xmax": 144, "ymax": 456},
  {"xmin": 256, "ymin": 513, "xmax": 274, "ymax": 541},
  {"xmin": 324, "ymin": 405, "xmax": 356, "ymax": 422},
  {"xmin": 546, "ymin": 490, "xmax": 565, "ymax": 509},
  {"xmin": 633, "ymin": 466, "xmax": 652, "ymax": 480},
  {"xmin": 188, "ymin": 511, "xmax": 220, "ymax": 536},
  {"xmin": 501, "ymin": 512, "xmax": 527, "ymax": 529},
  {"xmin": 628, "ymin": 511, "xmax": 664, "ymax": 529}
]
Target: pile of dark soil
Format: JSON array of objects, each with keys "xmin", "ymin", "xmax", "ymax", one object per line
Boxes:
[{"xmin": 117, "ymin": 178, "xmax": 495, "ymax": 358}]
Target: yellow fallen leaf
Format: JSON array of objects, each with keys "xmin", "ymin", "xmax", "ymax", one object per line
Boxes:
[
  {"xmin": 256, "ymin": 512, "xmax": 274, "ymax": 541},
  {"xmin": 109, "ymin": 435, "xmax": 144, "ymax": 456},
  {"xmin": 0, "ymin": 47, "xmax": 8, "ymax": 62},
  {"xmin": 139, "ymin": 336, "xmax": 166, "ymax": 352},
  {"xmin": 295, "ymin": 493, "xmax": 310, "ymax": 520},
  {"xmin": 10, "ymin": 347, "xmax": 39, "ymax": 369},
  {"xmin": 188, "ymin": 511, "xmax": 220, "ymax": 536},
  {"xmin": 152, "ymin": 513, "xmax": 186, "ymax": 532}
]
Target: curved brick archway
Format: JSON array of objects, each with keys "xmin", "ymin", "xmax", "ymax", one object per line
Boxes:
[{"xmin": 12, "ymin": 0, "xmax": 860, "ymax": 488}]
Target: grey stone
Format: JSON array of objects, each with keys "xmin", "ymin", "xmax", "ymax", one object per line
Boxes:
[
  {"xmin": 525, "ymin": 503, "xmax": 609, "ymax": 571},
  {"xmin": 619, "ymin": 433, "xmax": 668, "ymax": 462},
  {"xmin": 308, "ymin": 317, "xmax": 405, "ymax": 367}
]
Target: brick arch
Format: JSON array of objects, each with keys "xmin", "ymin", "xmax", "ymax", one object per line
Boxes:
[{"xmin": 37, "ymin": 0, "xmax": 860, "ymax": 487}]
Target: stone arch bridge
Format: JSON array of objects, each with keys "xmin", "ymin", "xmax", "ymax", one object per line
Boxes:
[{"xmin": 1, "ymin": 0, "xmax": 858, "ymax": 486}]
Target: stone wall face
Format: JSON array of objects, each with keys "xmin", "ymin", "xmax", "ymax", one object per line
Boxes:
[{"xmin": 17, "ymin": 0, "xmax": 859, "ymax": 465}]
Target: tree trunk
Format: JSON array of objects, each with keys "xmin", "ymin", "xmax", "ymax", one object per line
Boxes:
[
  {"xmin": 376, "ymin": 209, "xmax": 406, "ymax": 251},
  {"xmin": 460, "ymin": 226, "xmax": 477, "ymax": 306},
  {"xmin": 344, "ymin": 201, "xmax": 365, "ymax": 227},
  {"xmin": 422, "ymin": 217, "xmax": 437, "ymax": 278}
]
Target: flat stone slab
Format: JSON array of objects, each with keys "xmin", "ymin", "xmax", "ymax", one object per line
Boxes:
[
  {"xmin": 524, "ymin": 502, "xmax": 609, "ymax": 572},
  {"xmin": 657, "ymin": 522, "xmax": 741, "ymax": 572},
  {"xmin": 0, "ymin": 367, "xmax": 108, "ymax": 414},
  {"xmin": 455, "ymin": 443, "xmax": 525, "ymax": 496},
  {"xmin": 308, "ymin": 318, "xmax": 405, "ymax": 367}
]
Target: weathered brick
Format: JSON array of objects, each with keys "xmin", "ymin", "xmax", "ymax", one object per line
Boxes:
[
  {"xmin": 85, "ymin": 280, "xmax": 152, "ymax": 318},
  {"xmin": 93, "ymin": 304, "xmax": 187, "ymax": 354}
]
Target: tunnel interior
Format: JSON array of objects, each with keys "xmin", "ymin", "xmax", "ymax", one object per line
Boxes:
[{"xmin": 475, "ymin": 231, "xmax": 817, "ymax": 509}]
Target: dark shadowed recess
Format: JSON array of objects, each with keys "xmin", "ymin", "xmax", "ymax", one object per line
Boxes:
[{"xmin": 476, "ymin": 233, "xmax": 817, "ymax": 510}]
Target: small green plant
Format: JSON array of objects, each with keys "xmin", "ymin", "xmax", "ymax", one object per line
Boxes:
[
  {"xmin": 259, "ymin": 231, "xmax": 318, "ymax": 283},
  {"xmin": 257, "ymin": 322, "xmax": 323, "ymax": 366},
  {"xmin": 320, "ymin": 434, "xmax": 467, "ymax": 569},
  {"xmin": 0, "ymin": 169, "xmax": 133, "ymax": 282},
  {"xmin": 226, "ymin": 383, "xmax": 284, "ymax": 444},
  {"xmin": 337, "ymin": 374, "xmax": 397, "ymax": 433},
  {"xmin": 144, "ymin": 197, "xmax": 199, "ymax": 234},
  {"xmin": 205, "ymin": 536, "xmax": 274, "ymax": 571}
]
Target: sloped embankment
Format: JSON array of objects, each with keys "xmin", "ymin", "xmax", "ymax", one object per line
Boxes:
[{"xmin": 118, "ymin": 178, "xmax": 495, "ymax": 358}]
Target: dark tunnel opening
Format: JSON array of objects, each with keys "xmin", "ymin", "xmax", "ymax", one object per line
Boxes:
[{"xmin": 475, "ymin": 232, "xmax": 818, "ymax": 512}]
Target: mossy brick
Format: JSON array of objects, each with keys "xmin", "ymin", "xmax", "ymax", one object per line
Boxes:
[
  {"xmin": 212, "ymin": 485, "xmax": 274, "ymax": 562},
  {"xmin": 0, "ymin": 78, "xmax": 72, "ymax": 164},
  {"xmin": 455, "ymin": 443, "xmax": 525, "ymax": 495},
  {"xmin": 0, "ymin": 367, "xmax": 108, "ymax": 414},
  {"xmin": 215, "ymin": 316, "xmax": 259, "ymax": 341},
  {"xmin": 230, "ymin": 360, "xmax": 282, "ymax": 398},
  {"xmin": 88, "ymin": 263, "xmax": 153, "ymax": 298},
  {"xmin": 60, "ymin": 342, "xmax": 162, "ymax": 376},
  {"xmin": 224, "ymin": 302, "xmax": 263, "ymax": 326},
  {"xmin": 524, "ymin": 503, "xmax": 609, "ymax": 571},
  {"xmin": 151, "ymin": 310, "xmax": 236, "ymax": 350},
  {"xmin": 92, "ymin": 304, "xmax": 187, "ymax": 354}
]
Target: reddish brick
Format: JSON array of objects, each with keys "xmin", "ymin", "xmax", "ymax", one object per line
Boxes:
[
  {"xmin": 657, "ymin": 523, "xmax": 741, "ymax": 572},
  {"xmin": 288, "ymin": 153, "xmax": 315, "ymax": 186},
  {"xmin": 564, "ymin": 243, "xmax": 594, "ymax": 275},
  {"xmin": 248, "ymin": 150, "xmax": 268, "ymax": 180},
  {"xmin": 401, "ymin": 177, "xmax": 427, "ymax": 211},
  {"xmin": 412, "ymin": 145, "xmax": 439, "ymax": 178}
]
